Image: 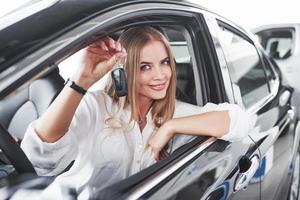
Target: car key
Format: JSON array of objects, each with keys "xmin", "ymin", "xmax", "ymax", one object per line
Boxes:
[{"xmin": 111, "ymin": 61, "xmax": 128, "ymax": 97}]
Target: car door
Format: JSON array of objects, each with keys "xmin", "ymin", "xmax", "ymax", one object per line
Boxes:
[
  {"xmin": 91, "ymin": 6, "xmax": 261, "ymax": 200},
  {"xmin": 0, "ymin": 1, "xmax": 261, "ymax": 199},
  {"xmin": 211, "ymin": 16, "xmax": 300, "ymax": 200}
]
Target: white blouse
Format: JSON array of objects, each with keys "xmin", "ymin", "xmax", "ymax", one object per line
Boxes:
[{"xmin": 20, "ymin": 90, "xmax": 255, "ymax": 199}]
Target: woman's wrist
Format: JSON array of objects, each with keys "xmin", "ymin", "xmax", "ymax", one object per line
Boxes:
[
  {"xmin": 163, "ymin": 120, "xmax": 176, "ymax": 138},
  {"xmin": 71, "ymin": 73, "xmax": 95, "ymax": 90}
]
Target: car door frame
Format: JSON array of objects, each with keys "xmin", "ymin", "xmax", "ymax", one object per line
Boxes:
[
  {"xmin": 208, "ymin": 13, "xmax": 300, "ymax": 200},
  {"xmin": 0, "ymin": 2, "xmax": 261, "ymax": 199},
  {"xmin": 87, "ymin": 5, "xmax": 261, "ymax": 200}
]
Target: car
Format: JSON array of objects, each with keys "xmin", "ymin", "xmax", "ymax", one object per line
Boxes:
[
  {"xmin": 253, "ymin": 23, "xmax": 300, "ymax": 92},
  {"xmin": 0, "ymin": 0, "xmax": 300, "ymax": 199}
]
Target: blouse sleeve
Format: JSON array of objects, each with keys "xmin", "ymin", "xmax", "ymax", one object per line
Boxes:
[
  {"xmin": 20, "ymin": 91, "xmax": 106, "ymax": 176},
  {"xmin": 171, "ymin": 100, "xmax": 257, "ymax": 151}
]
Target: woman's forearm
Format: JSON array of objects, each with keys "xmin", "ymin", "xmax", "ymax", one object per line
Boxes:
[
  {"xmin": 34, "ymin": 38, "xmax": 126, "ymax": 143},
  {"xmin": 35, "ymin": 85, "xmax": 86, "ymax": 143},
  {"xmin": 167, "ymin": 111, "xmax": 230, "ymax": 138}
]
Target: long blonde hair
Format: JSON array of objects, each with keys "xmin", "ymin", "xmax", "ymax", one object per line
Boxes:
[{"xmin": 105, "ymin": 26, "xmax": 176, "ymax": 127}]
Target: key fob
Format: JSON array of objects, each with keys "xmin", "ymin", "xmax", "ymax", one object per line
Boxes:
[{"xmin": 111, "ymin": 68, "xmax": 128, "ymax": 97}]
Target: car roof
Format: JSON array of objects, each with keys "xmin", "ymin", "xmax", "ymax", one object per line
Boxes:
[{"xmin": 0, "ymin": 0, "xmax": 206, "ymax": 73}]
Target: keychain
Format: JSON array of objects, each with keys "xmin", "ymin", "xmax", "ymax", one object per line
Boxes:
[{"xmin": 111, "ymin": 59, "xmax": 128, "ymax": 97}]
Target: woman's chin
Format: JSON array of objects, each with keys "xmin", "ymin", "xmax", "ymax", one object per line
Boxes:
[{"xmin": 150, "ymin": 92, "xmax": 167, "ymax": 100}]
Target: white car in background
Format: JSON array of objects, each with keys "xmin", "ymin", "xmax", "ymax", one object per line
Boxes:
[{"xmin": 253, "ymin": 24, "xmax": 300, "ymax": 91}]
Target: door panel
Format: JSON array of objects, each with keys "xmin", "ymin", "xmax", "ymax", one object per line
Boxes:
[
  {"xmin": 252, "ymin": 92, "xmax": 297, "ymax": 200},
  {"xmin": 210, "ymin": 16, "xmax": 299, "ymax": 200},
  {"xmin": 205, "ymin": 14, "xmax": 262, "ymax": 200},
  {"xmin": 143, "ymin": 137, "xmax": 258, "ymax": 200}
]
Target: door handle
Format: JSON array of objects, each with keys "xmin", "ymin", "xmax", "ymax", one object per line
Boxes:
[
  {"xmin": 288, "ymin": 107, "xmax": 295, "ymax": 120},
  {"xmin": 279, "ymin": 90, "xmax": 291, "ymax": 107},
  {"xmin": 234, "ymin": 156, "xmax": 259, "ymax": 191}
]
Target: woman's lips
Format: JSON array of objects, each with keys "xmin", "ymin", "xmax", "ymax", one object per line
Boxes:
[{"xmin": 149, "ymin": 83, "xmax": 166, "ymax": 91}]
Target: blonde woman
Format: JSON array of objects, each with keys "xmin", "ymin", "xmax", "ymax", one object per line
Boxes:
[{"xmin": 21, "ymin": 26, "xmax": 254, "ymax": 194}]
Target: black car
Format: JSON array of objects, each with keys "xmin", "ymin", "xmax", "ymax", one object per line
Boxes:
[{"xmin": 0, "ymin": 0, "xmax": 300, "ymax": 199}]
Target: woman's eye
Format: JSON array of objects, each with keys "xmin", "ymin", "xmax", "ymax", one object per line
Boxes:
[
  {"xmin": 140, "ymin": 65, "xmax": 151, "ymax": 71},
  {"xmin": 162, "ymin": 58, "xmax": 170, "ymax": 65}
]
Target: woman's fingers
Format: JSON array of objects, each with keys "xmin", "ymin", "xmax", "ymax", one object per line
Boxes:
[
  {"xmin": 94, "ymin": 51, "xmax": 126, "ymax": 77},
  {"xmin": 82, "ymin": 36, "xmax": 127, "ymax": 83},
  {"xmin": 99, "ymin": 41, "xmax": 109, "ymax": 51},
  {"xmin": 106, "ymin": 36, "xmax": 116, "ymax": 49}
]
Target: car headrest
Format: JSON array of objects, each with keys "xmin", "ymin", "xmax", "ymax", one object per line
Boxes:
[
  {"xmin": 176, "ymin": 62, "xmax": 196, "ymax": 105},
  {"xmin": 0, "ymin": 68, "xmax": 64, "ymax": 139}
]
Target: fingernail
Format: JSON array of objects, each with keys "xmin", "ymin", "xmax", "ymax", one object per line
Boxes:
[{"xmin": 113, "ymin": 40, "xmax": 117, "ymax": 47}]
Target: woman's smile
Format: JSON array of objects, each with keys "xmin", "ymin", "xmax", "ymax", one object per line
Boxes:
[{"xmin": 149, "ymin": 82, "xmax": 167, "ymax": 91}]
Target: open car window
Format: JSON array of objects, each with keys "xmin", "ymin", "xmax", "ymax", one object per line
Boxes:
[
  {"xmin": 58, "ymin": 26, "xmax": 198, "ymax": 105},
  {"xmin": 53, "ymin": 24, "xmax": 207, "ymax": 191},
  {"xmin": 0, "ymin": 6, "xmax": 213, "ymax": 198}
]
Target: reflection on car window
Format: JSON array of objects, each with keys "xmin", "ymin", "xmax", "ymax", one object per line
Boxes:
[
  {"xmin": 255, "ymin": 28, "xmax": 295, "ymax": 60},
  {"xmin": 217, "ymin": 24, "xmax": 270, "ymax": 108}
]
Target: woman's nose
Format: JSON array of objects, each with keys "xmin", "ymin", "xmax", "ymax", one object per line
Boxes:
[{"xmin": 152, "ymin": 65, "xmax": 165, "ymax": 79}]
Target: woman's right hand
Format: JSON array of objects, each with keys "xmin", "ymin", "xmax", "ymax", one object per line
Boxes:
[{"xmin": 73, "ymin": 37, "xmax": 127, "ymax": 89}]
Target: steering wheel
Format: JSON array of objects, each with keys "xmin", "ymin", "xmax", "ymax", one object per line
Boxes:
[{"xmin": 0, "ymin": 124, "xmax": 36, "ymax": 174}]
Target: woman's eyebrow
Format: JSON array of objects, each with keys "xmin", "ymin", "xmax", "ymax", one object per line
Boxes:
[
  {"xmin": 140, "ymin": 61, "xmax": 152, "ymax": 64},
  {"xmin": 161, "ymin": 57, "xmax": 169, "ymax": 61},
  {"xmin": 140, "ymin": 57, "xmax": 169, "ymax": 64}
]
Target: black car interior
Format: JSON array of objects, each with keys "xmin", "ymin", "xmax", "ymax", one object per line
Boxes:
[
  {"xmin": 0, "ymin": 67, "xmax": 64, "ymax": 141},
  {"xmin": 0, "ymin": 25, "xmax": 196, "ymax": 182},
  {"xmin": 175, "ymin": 61, "xmax": 196, "ymax": 105},
  {"xmin": 0, "ymin": 67, "xmax": 64, "ymax": 177}
]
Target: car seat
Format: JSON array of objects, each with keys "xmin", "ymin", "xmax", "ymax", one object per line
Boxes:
[
  {"xmin": 269, "ymin": 41, "xmax": 280, "ymax": 59},
  {"xmin": 175, "ymin": 61, "xmax": 196, "ymax": 105},
  {"xmin": 0, "ymin": 67, "xmax": 64, "ymax": 140}
]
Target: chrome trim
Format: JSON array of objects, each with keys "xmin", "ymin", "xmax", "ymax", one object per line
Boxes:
[
  {"xmin": 204, "ymin": 13, "xmax": 281, "ymax": 114},
  {"xmin": 246, "ymin": 76, "xmax": 280, "ymax": 114},
  {"xmin": 234, "ymin": 156, "xmax": 259, "ymax": 191},
  {"xmin": 127, "ymin": 139, "xmax": 216, "ymax": 200},
  {"xmin": 279, "ymin": 90, "xmax": 291, "ymax": 107},
  {"xmin": 203, "ymin": 12, "xmax": 235, "ymax": 104},
  {"xmin": 0, "ymin": 0, "xmax": 59, "ymax": 30}
]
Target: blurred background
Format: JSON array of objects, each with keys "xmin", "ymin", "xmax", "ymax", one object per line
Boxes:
[
  {"xmin": 1, "ymin": 0, "xmax": 299, "ymax": 29},
  {"xmin": 191, "ymin": 0, "xmax": 300, "ymax": 29}
]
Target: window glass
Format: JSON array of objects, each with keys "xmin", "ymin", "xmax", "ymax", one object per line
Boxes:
[
  {"xmin": 217, "ymin": 24, "xmax": 270, "ymax": 108},
  {"xmin": 255, "ymin": 28, "xmax": 294, "ymax": 59}
]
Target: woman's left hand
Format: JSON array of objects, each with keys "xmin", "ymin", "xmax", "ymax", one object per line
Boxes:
[{"xmin": 148, "ymin": 121, "xmax": 175, "ymax": 161}]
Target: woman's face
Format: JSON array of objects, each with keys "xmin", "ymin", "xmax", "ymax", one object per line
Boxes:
[{"xmin": 137, "ymin": 40, "xmax": 172, "ymax": 104}]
